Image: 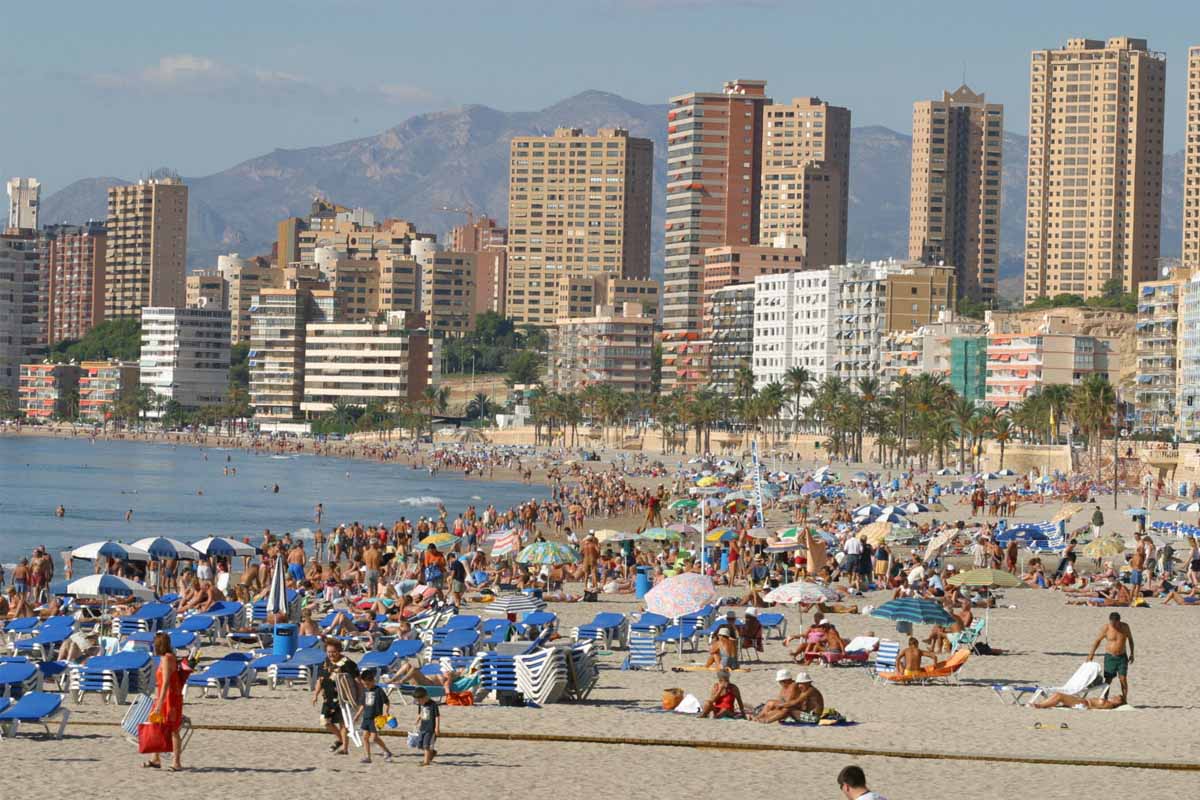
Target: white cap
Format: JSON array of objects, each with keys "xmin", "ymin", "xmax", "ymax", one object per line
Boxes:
[
  {"xmin": 794, "ymin": 671, "xmax": 813, "ymax": 684},
  {"xmin": 744, "ymin": 607, "xmax": 758, "ymax": 616},
  {"xmin": 775, "ymin": 668, "xmax": 792, "ymax": 682}
]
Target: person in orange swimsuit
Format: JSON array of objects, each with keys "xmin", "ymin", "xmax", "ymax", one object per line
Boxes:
[{"xmin": 144, "ymin": 632, "xmax": 185, "ymax": 771}]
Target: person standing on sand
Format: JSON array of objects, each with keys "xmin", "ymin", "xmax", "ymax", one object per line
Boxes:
[
  {"xmin": 1088, "ymin": 611, "xmax": 1134, "ymax": 703},
  {"xmin": 1091, "ymin": 506, "xmax": 1104, "ymax": 539},
  {"xmin": 142, "ymin": 632, "xmax": 185, "ymax": 771},
  {"xmin": 580, "ymin": 532, "xmax": 600, "ymax": 590}
]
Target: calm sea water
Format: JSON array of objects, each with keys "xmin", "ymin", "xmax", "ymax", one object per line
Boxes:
[{"xmin": 0, "ymin": 436, "xmax": 545, "ymax": 565}]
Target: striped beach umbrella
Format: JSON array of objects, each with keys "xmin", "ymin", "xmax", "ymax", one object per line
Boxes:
[
  {"xmin": 66, "ymin": 573, "xmax": 155, "ymax": 600},
  {"xmin": 265, "ymin": 555, "xmax": 289, "ymax": 618},
  {"xmin": 71, "ymin": 541, "xmax": 151, "ymax": 562},
  {"xmin": 642, "ymin": 527, "xmax": 683, "ymax": 541},
  {"xmin": 595, "ymin": 529, "xmax": 640, "ymax": 543},
  {"xmin": 870, "ymin": 598, "xmax": 954, "ymax": 626},
  {"xmin": 131, "ymin": 537, "xmax": 201, "ymax": 561},
  {"xmin": 705, "ymin": 528, "xmax": 736, "ymax": 543},
  {"xmin": 764, "ymin": 581, "xmax": 839, "ymax": 605},
  {"xmin": 644, "ymin": 573, "xmax": 718, "ymax": 618},
  {"xmin": 421, "ymin": 532, "xmax": 461, "ymax": 551},
  {"xmin": 489, "ymin": 529, "xmax": 522, "ymax": 557},
  {"xmin": 191, "ymin": 536, "xmax": 257, "ymax": 558},
  {"xmin": 484, "ymin": 593, "xmax": 546, "ymax": 616},
  {"xmin": 669, "ymin": 498, "xmax": 699, "ymax": 510}
]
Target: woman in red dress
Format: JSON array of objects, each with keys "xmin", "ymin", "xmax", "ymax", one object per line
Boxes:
[{"xmin": 144, "ymin": 632, "xmax": 185, "ymax": 771}]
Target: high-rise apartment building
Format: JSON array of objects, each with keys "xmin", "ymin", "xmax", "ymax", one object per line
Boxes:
[
  {"xmin": 249, "ymin": 288, "xmax": 335, "ymax": 420},
  {"xmin": 423, "ymin": 253, "xmax": 477, "ymax": 337},
  {"xmin": 185, "ymin": 269, "xmax": 228, "ymax": 310},
  {"xmin": 139, "ymin": 306, "xmax": 231, "ymax": 413},
  {"xmin": 0, "ymin": 231, "xmax": 43, "ymax": 392},
  {"xmin": 507, "ymin": 127, "xmax": 653, "ymax": 326},
  {"xmin": 909, "ymin": 86, "xmax": 1004, "ymax": 302},
  {"xmin": 548, "ymin": 303, "xmax": 654, "ymax": 395},
  {"xmin": 1185, "ymin": 46, "xmax": 1200, "ymax": 265},
  {"xmin": 449, "ymin": 216, "xmax": 508, "ymax": 316},
  {"xmin": 219, "ymin": 254, "xmax": 282, "ymax": 344},
  {"xmin": 7, "ymin": 178, "xmax": 40, "ymax": 230},
  {"xmin": 663, "ymin": 79, "xmax": 771, "ymax": 391},
  {"xmin": 759, "ymin": 97, "xmax": 852, "ymax": 267},
  {"xmin": 45, "ymin": 222, "xmax": 106, "ymax": 346},
  {"xmin": 1023, "ymin": 37, "xmax": 1166, "ymax": 303},
  {"xmin": 105, "ymin": 177, "xmax": 189, "ymax": 317}
]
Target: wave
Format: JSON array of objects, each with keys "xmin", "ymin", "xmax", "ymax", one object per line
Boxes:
[
  {"xmin": 396, "ymin": 495, "xmax": 443, "ymax": 507},
  {"xmin": 270, "ymin": 455, "xmax": 295, "ymax": 460}
]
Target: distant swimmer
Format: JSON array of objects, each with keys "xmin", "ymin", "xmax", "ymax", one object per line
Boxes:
[
  {"xmin": 223, "ymin": 466, "xmax": 229, "ymax": 476},
  {"xmin": 272, "ymin": 483, "xmax": 280, "ymax": 494},
  {"xmin": 55, "ymin": 505, "xmax": 65, "ymax": 518},
  {"xmin": 125, "ymin": 509, "xmax": 133, "ymax": 522},
  {"xmin": 315, "ymin": 503, "xmax": 324, "ymax": 525},
  {"xmin": 197, "ymin": 489, "xmax": 204, "ymax": 495},
  {"xmin": 345, "ymin": 471, "xmax": 351, "ymax": 480}
]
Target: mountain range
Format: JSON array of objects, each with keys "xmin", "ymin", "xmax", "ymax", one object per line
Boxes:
[{"xmin": 40, "ymin": 90, "xmax": 1187, "ymax": 304}]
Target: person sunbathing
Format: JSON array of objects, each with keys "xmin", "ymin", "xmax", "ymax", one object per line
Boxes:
[
  {"xmin": 1067, "ymin": 582, "xmax": 1132, "ymax": 606},
  {"xmin": 1161, "ymin": 586, "xmax": 1200, "ymax": 605},
  {"xmin": 699, "ymin": 670, "xmax": 745, "ymax": 719},
  {"xmin": 896, "ymin": 637, "xmax": 936, "ymax": 676},
  {"xmin": 785, "ymin": 617, "xmax": 829, "ymax": 662},
  {"xmin": 754, "ymin": 670, "xmax": 823, "ymax": 723},
  {"xmin": 1032, "ymin": 692, "xmax": 1125, "ymax": 709},
  {"xmin": 298, "ymin": 609, "xmax": 321, "ymax": 637},
  {"xmin": 704, "ymin": 627, "xmax": 739, "ymax": 670}
]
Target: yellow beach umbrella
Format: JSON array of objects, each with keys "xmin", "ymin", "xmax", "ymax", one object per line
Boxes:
[
  {"xmin": 1082, "ymin": 537, "xmax": 1125, "ymax": 558},
  {"xmin": 859, "ymin": 521, "xmax": 892, "ymax": 547}
]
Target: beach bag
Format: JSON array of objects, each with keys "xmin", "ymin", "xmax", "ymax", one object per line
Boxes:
[
  {"xmin": 138, "ymin": 722, "xmax": 173, "ymax": 754},
  {"xmin": 407, "ymin": 732, "xmax": 421, "ymax": 749},
  {"xmin": 661, "ymin": 688, "xmax": 684, "ymax": 710},
  {"xmin": 424, "ymin": 564, "xmax": 443, "ymax": 584},
  {"xmin": 446, "ymin": 690, "xmax": 474, "ymax": 706}
]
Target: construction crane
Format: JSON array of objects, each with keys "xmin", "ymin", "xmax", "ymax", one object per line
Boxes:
[{"xmin": 437, "ymin": 205, "xmax": 475, "ymax": 226}]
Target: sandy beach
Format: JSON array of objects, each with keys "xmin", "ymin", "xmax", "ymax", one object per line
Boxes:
[{"xmin": 5, "ymin": 429, "xmax": 1200, "ymax": 797}]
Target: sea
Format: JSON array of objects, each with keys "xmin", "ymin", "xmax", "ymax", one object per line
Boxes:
[{"xmin": 0, "ymin": 436, "xmax": 545, "ymax": 566}]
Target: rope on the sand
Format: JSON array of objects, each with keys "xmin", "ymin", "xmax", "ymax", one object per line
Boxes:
[{"xmin": 65, "ymin": 720, "xmax": 1200, "ymax": 772}]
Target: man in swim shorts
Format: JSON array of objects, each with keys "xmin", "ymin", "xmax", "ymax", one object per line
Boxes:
[{"xmin": 1088, "ymin": 611, "xmax": 1134, "ymax": 703}]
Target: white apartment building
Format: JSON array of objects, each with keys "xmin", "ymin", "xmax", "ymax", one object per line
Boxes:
[
  {"xmin": 7, "ymin": 177, "xmax": 40, "ymax": 230},
  {"xmin": 139, "ymin": 307, "xmax": 231, "ymax": 414},
  {"xmin": 752, "ymin": 269, "xmax": 835, "ymax": 393},
  {"xmin": 1178, "ymin": 272, "xmax": 1200, "ymax": 440}
]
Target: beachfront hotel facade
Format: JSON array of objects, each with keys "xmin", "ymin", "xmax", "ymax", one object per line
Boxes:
[
  {"xmin": 1184, "ymin": 46, "xmax": 1200, "ymax": 266},
  {"xmin": 18, "ymin": 362, "xmax": 80, "ymax": 419},
  {"xmin": 1023, "ymin": 37, "xmax": 1166, "ymax": 303},
  {"xmin": 7, "ymin": 177, "xmax": 40, "ymax": 231},
  {"xmin": 138, "ymin": 306, "xmax": 231, "ymax": 414},
  {"xmin": 759, "ymin": 96, "xmax": 852, "ymax": 268},
  {"xmin": 105, "ymin": 177, "xmax": 189, "ymax": 318},
  {"xmin": 880, "ymin": 314, "xmax": 989, "ymax": 391},
  {"xmin": 506, "ymin": 127, "xmax": 654, "ymax": 327},
  {"xmin": 662, "ymin": 79, "xmax": 772, "ymax": 392},
  {"xmin": 220, "ymin": 254, "xmax": 282, "ymax": 344},
  {"xmin": 249, "ymin": 288, "xmax": 335, "ymax": 420},
  {"xmin": 984, "ymin": 331, "xmax": 1116, "ymax": 409},
  {"xmin": 751, "ymin": 269, "xmax": 835, "ymax": 393},
  {"xmin": 78, "ymin": 360, "xmax": 140, "ymax": 423},
  {"xmin": 300, "ymin": 311, "xmax": 438, "ymax": 416},
  {"xmin": 909, "ymin": 86, "xmax": 1003, "ymax": 302},
  {"xmin": 0, "ymin": 230, "xmax": 44, "ymax": 393},
  {"xmin": 556, "ymin": 273, "xmax": 660, "ymax": 321},
  {"xmin": 1176, "ymin": 270, "xmax": 1200, "ymax": 440},
  {"xmin": 44, "ymin": 222, "xmax": 106, "ymax": 346},
  {"xmin": 707, "ymin": 283, "xmax": 756, "ymax": 396},
  {"xmin": 548, "ymin": 302, "xmax": 654, "ymax": 395},
  {"xmin": 1133, "ymin": 273, "xmax": 1186, "ymax": 435}
]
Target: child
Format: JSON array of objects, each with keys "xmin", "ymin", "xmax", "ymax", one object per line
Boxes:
[
  {"xmin": 355, "ymin": 669, "xmax": 393, "ymax": 764},
  {"xmin": 412, "ymin": 688, "xmax": 440, "ymax": 766}
]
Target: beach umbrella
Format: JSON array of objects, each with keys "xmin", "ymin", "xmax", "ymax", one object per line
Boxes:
[
  {"xmin": 764, "ymin": 581, "xmax": 839, "ymax": 605},
  {"xmin": 899, "ymin": 502, "xmax": 931, "ymax": 514},
  {"xmin": 667, "ymin": 522, "xmax": 699, "ymax": 534},
  {"xmin": 484, "ymin": 593, "xmax": 546, "ymax": 616},
  {"xmin": 764, "ymin": 541, "xmax": 803, "ymax": 553},
  {"xmin": 669, "ymin": 498, "xmax": 698, "ymax": 510},
  {"xmin": 66, "ymin": 573, "xmax": 155, "ymax": 601},
  {"xmin": 935, "ymin": 467, "xmax": 959, "ymax": 476},
  {"xmin": 595, "ymin": 529, "xmax": 641, "ymax": 543},
  {"xmin": 853, "ymin": 504, "xmax": 884, "ymax": 517},
  {"xmin": 1163, "ymin": 502, "xmax": 1200, "ymax": 512},
  {"xmin": 859, "ymin": 521, "xmax": 893, "ymax": 547},
  {"xmin": 696, "ymin": 476, "xmax": 721, "ymax": 487},
  {"xmin": 1081, "ymin": 537, "xmax": 1126, "ymax": 558},
  {"xmin": 799, "ymin": 481, "xmax": 823, "ymax": 495},
  {"xmin": 876, "ymin": 505, "xmax": 908, "ymax": 517},
  {"xmin": 489, "ymin": 530, "xmax": 522, "ymax": 557},
  {"xmin": 643, "ymin": 527, "xmax": 683, "ymax": 541},
  {"xmin": 71, "ymin": 541, "xmax": 151, "ymax": 562},
  {"xmin": 871, "ymin": 598, "xmax": 954, "ymax": 627},
  {"xmin": 724, "ymin": 490, "xmax": 753, "ymax": 501},
  {"xmin": 777, "ymin": 526, "xmax": 803, "ymax": 541},
  {"xmin": 705, "ymin": 528, "xmax": 737, "ymax": 543},
  {"xmin": 191, "ymin": 536, "xmax": 257, "ymax": 558},
  {"xmin": 947, "ymin": 568, "xmax": 1022, "ymax": 589},
  {"xmin": 516, "ymin": 541, "xmax": 580, "ymax": 565},
  {"xmin": 724, "ymin": 499, "xmax": 749, "ymax": 512},
  {"xmin": 1124, "ymin": 508, "xmax": 1148, "ymax": 518},
  {"xmin": 780, "ymin": 493, "xmax": 805, "ymax": 503},
  {"xmin": 644, "ymin": 573, "xmax": 718, "ymax": 618},
  {"xmin": 130, "ymin": 537, "xmax": 200, "ymax": 561},
  {"xmin": 1051, "ymin": 504, "xmax": 1084, "ymax": 524},
  {"xmin": 996, "ymin": 469, "xmax": 1017, "ymax": 476},
  {"xmin": 265, "ymin": 554, "xmax": 289, "ymax": 620},
  {"xmin": 421, "ymin": 532, "xmax": 461, "ymax": 551},
  {"xmin": 859, "ymin": 511, "xmax": 907, "ymax": 525},
  {"xmin": 744, "ymin": 527, "xmax": 774, "ymax": 540},
  {"xmin": 923, "ymin": 528, "xmax": 964, "ymax": 560},
  {"xmin": 851, "ymin": 471, "xmax": 869, "ymax": 481}
]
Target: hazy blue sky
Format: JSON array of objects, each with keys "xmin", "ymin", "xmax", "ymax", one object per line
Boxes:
[{"xmin": 4, "ymin": 0, "xmax": 1197, "ymax": 192}]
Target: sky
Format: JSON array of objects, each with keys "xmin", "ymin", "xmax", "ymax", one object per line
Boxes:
[{"xmin": 3, "ymin": 0, "xmax": 1198, "ymax": 193}]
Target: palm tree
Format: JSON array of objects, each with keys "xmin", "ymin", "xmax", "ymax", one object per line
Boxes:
[
  {"xmin": 421, "ymin": 385, "xmax": 450, "ymax": 437},
  {"xmin": 992, "ymin": 417, "xmax": 1013, "ymax": 470},
  {"xmin": 783, "ymin": 366, "xmax": 812, "ymax": 435},
  {"xmin": 949, "ymin": 396, "xmax": 977, "ymax": 471},
  {"xmin": 1070, "ymin": 376, "xmax": 1116, "ymax": 479},
  {"xmin": 465, "ymin": 392, "xmax": 497, "ymax": 422},
  {"xmin": 1043, "ymin": 384, "xmax": 1073, "ymax": 444}
]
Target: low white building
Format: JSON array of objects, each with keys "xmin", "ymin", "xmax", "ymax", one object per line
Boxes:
[
  {"xmin": 139, "ymin": 307, "xmax": 231, "ymax": 414},
  {"xmin": 752, "ymin": 269, "xmax": 835, "ymax": 393}
]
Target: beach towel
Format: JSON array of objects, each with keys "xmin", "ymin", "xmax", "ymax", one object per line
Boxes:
[{"xmin": 673, "ymin": 693, "xmax": 702, "ymax": 714}]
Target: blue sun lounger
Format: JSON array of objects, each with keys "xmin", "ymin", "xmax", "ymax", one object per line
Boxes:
[
  {"xmin": 69, "ymin": 650, "xmax": 154, "ymax": 705},
  {"xmin": 186, "ymin": 658, "xmax": 253, "ymax": 699},
  {"xmin": 11, "ymin": 616, "xmax": 76, "ymax": 661},
  {"xmin": 264, "ymin": 648, "xmax": 326, "ymax": 690},
  {"xmin": 359, "ymin": 639, "xmax": 423, "ymax": 677},
  {"xmin": 117, "ymin": 603, "xmax": 175, "ymax": 636},
  {"xmin": 0, "ymin": 661, "xmax": 41, "ymax": 700},
  {"xmin": 572, "ymin": 612, "xmax": 627, "ymax": 649},
  {"xmin": 0, "ymin": 691, "xmax": 70, "ymax": 739}
]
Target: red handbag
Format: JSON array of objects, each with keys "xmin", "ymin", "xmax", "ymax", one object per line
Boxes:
[{"xmin": 138, "ymin": 722, "xmax": 173, "ymax": 754}]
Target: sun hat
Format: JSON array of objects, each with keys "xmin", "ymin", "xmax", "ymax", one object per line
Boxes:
[
  {"xmin": 794, "ymin": 671, "xmax": 813, "ymax": 684},
  {"xmin": 775, "ymin": 668, "xmax": 792, "ymax": 682},
  {"xmin": 717, "ymin": 627, "xmax": 732, "ymax": 638},
  {"xmin": 744, "ymin": 607, "xmax": 758, "ymax": 616}
]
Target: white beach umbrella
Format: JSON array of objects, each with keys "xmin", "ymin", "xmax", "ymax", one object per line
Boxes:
[
  {"xmin": 484, "ymin": 594, "xmax": 546, "ymax": 616},
  {"xmin": 191, "ymin": 536, "xmax": 257, "ymax": 558},
  {"xmin": 66, "ymin": 573, "xmax": 155, "ymax": 601},
  {"xmin": 131, "ymin": 537, "xmax": 201, "ymax": 560},
  {"xmin": 265, "ymin": 555, "xmax": 289, "ymax": 620},
  {"xmin": 71, "ymin": 540, "xmax": 151, "ymax": 562}
]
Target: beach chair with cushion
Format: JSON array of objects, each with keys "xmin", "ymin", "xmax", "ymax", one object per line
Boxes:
[
  {"xmin": 572, "ymin": 612, "xmax": 627, "ymax": 649},
  {"xmin": 10, "ymin": 616, "xmax": 76, "ymax": 661},
  {"xmin": 0, "ymin": 691, "xmax": 70, "ymax": 739},
  {"xmin": 117, "ymin": 603, "xmax": 175, "ymax": 636},
  {"xmin": 629, "ymin": 613, "xmax": 670, "ymax": 638},
  {"xmin": 176, "ymin": 614, "xmax": 216, "ymax": 645},
  {"xmin": 654, "ymin": 623, "xmax": 698, "ymax": 657},
  {"xmin": 200, "ymin": 601, "xmax": 244, "ymax": 636},
  {"xmin": 756, "ymin": 612, "xmax": 787, "ymax": 640},
  {"xmin": 820, "ymin": 636, "xmax": 879, "ymax": 667},
  {"xmin": 870, "ymin": 640, "xmax": 901, "ymax": 683},
  {"xmin": 433, "ymin": 615, "xmax": 482, "ymax": 636},
  {"xmin": 0, "ymin": 660, "xmax": 41, "ymax": 699},
  {"xmin": 991, "ymin": 661, "xmax": 1104, "ymax": 706},
  {"xmin": 2, "ymin": 617, "xmax": 40, "ymax": 645},
  {"xmin": 69, "ymin": 650, "xmax": 155, "ymax": 705},
  {"xmin": 518, "ymin": 611, "xmax": 558, "ymax": 637},
  {"xmin": 186, "ymin": 657, "xmax": 254, "ymax": 699},
  {"xmin": 880, "ymin": 648, "xmax": 971, "ymax": 685}
]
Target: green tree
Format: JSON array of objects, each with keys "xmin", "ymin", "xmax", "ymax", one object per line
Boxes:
[
  {"xmin": 783, "ymin": 366, "xmax": 812, "ymax": 434},
  {"xmin": 228, "ymin": 342, "xmax": 250, "ymax": 391},
  {"xmin": 0, "ymin": 388, "xmax": 17, "ymax": 419},
  {"xmin": 650, "ymin": 341, "xmax": 663, "ymax": 396},
  {"xmin": 48, "ymin": 319, "xmax": 142, "ymax": 363},
  {"xmin": 465, "ymin": 392, "xmax": 497, "ymax": 421},
  {"xmin": 506, "ymin": 350, "xmax": 542, "ymax": 386}
]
